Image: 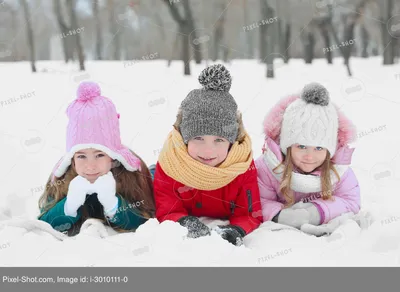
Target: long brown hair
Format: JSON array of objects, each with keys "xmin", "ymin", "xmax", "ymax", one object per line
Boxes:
[
  {"xmin": 38, "ymin": 150, "xmax": 155, "ymax": 235},
  {"xmin": 273, "ymin": 147, "xmax": 340, "ymax": 208}
]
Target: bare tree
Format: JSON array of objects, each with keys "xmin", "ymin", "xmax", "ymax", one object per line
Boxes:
[
  {"xmin": 259, "ymin": 0, "xmax": 267, "ymax": 63},
  {"xmin": 279, "ymin": 20, "xmax": 291, "ymax": 63},
  {"xmin": 342, "ymin": 13, "xmax": 358, "ymax": 65},
  {"xmin": 66, "ymin": 0, "xmax": 85, "ymax": 70},
  {"xmin": 54, "ymin": 0, "xmax": 73, "ymax": 62},
  {"xmin": 303, "ymin": 27, "xmax": 316, "ymax": 64},
  {"xmin": 316, "ymin": 18, "xmax": 332, "ymax": 64},
  {"xmin": 338, "ymin": 0, "xmax": 371, "ymax": 69},
  {"xmin": 242, "ymin": 0, "xmax": 254, "ymax": 58},
  {"xmin": 20, "ymin": 0, "xmax": 36, "ymax": 72},
  {"xmin": 168, "ymin": 34, "xmax": 180, "ymax": 67},
  {"xmin": 32, "ymin": 0, "xmax": 51, "ymax": 60},
  {"xmin": 212, "ymin": 1, "xmax": 227, "ymax": 61},
  {"xmin": 360, "ymin": 24, "xmax": 370, "ymax": 58},
  {"xmin": 186, "ymin": 1, "xmax": 202, "ymax": 64},
  {"xmin": 260, "ymin": 0, "xmax": 276, "ymax": 78},
  {"xmin": 107, "ymin": 0, "xmax": 121, "ymax": 60},
  {"xmin": 93, "ymin": 0, "xmax": 103, "ymax": 60},
  {"xmin": 163, "ymin": 0, "xmax": 197, "ymax": 75},
  {"xmin": 361, "ymin": 0, "xmax": 388, "ymax": 57},
  {"xmin": 328, "ymin": 16, "xmax": 352, "ymax": 75},
  {"xmin": 129, "ymin": 0, "xmax": 168, "ymax": 57},
  {"xmin": 274, "ymin": 0, "xmax": 291, "ymax": 64},
  {"xmin": 9, "ymin": 5, "xmax": 19, "ymax": 61},
  {"xmin": 381, "ymin": 0, "xmax": 396, "ymax": 64},
  {"xmin": 326, "ymin": 2, "xmax": 360, "ymax": 76},
  {"xmin": 201, "ymin": 0, "xmax": 210, "ymax": 64}
]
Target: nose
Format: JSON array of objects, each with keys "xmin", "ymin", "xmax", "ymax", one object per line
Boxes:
[
  {"xmin": 202, "ymin": 143, "xmax": 215, "ymax": 156},
  {"xmin": 85, "ymin": 159, "xmax": 97, "ymax": 171},
  {"xmin": 303, "ymin": 149, "xmax": 314, "ymax": 161}
]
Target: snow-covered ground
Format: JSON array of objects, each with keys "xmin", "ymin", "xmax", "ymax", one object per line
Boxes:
[{"xmin": 0, "ymin": 58, "xmax": 399, "ymax": 266}]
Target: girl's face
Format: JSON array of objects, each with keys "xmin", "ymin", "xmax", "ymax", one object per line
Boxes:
[
  {"xmin": 290, "ymin": 144, "xmax": 328, "ymax": 173},
  {"xmin": 187, "ymin": 135, "xmax": 230, "ymax": 167},
  {"xmin": 73, "ymin": 148, "xmax": 113, "ymax": 183}
]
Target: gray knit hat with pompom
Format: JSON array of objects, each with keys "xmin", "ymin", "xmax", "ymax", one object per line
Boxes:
[
  {"xmin": 179, "ymin": 64, "xmax": 238, "ymax": 144},
  {"xmin": 280, "ymin": 82, "xmax": 339, "ymax": 156}
]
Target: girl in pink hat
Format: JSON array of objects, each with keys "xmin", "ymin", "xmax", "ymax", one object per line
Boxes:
[
  {"xmin": 38, "ymin": 82, "xmax": 155, "ymax": 236},
  {"xmin": 256, "ymin": 83, "xmax": 361, "ymax": 231}
]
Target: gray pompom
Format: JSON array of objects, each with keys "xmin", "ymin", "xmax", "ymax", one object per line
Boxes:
[
  {"xmin": 198, "ymin": 64, "xmax": 232, "ymax": 91},
  {"xmin": 301, "ymin": 83, "xmax": 330, "ymax": 106}
]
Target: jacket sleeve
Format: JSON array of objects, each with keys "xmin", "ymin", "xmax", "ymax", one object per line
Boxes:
[
  {"xmin": 255, "ymin": 156, "xmax": 284, "ymax": 221},
  {"xmin": 106, "ymin": 195, "xmax": 148, "ymax": 230},
  {"xmin": 228, "ymin": 160, "xmax": 263, "ymax": 235},
  {"xmin": 311, "ymin": 167, "xmax": 361, "ymax": 224},
  {"xmin": 38, "ymin": 197, "xmax": 82, "ymax": 232},
  {"xmin": 154, "ymin": 162, "xmax": 188, "ymax": 223}
]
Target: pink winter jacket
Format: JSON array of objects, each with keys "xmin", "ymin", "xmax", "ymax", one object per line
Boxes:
[{"xmin": 255, "ymin": 137, "xmax": 361, "ymax": 224}]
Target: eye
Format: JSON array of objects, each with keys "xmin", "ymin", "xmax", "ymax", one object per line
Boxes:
[
  {"xmin": 297, "ymin": 145, "xmax": 306, "ymax": 149},
  {"xmin": 96, "ymin": 153, "xmax": 105, "ymax": 158},
  {"xmin": 76, "ymin": 155, "xmax": 86, "ymax": 159},
  {"xmin": 215, "ymin": 138, "xmax": 225, "ymax": 143},
  {"xmin": 315, "ymin": 147, "xmax": 324, "ymax": 151},
  {"xmin": 193, "ymin": 137, "xmax": 203, "ymax": 141}
]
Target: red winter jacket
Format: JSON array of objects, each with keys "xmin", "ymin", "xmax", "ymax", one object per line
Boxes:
[{"xmin": 153, "ymin": 160, "xmax": 262, "ymax": 235}]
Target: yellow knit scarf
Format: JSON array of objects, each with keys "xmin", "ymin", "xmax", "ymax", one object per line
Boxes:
[{"xmin": 158, "ymin": 128, "xmax": 253, "ymax": 191}]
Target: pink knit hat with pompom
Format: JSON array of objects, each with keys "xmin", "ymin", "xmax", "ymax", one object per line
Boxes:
[{"xmin": 52, "ymin": 82, "xmax": 141, "ymax": 179}]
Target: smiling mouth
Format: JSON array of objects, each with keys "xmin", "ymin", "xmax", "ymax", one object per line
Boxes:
[
  {"xmin": 86, "ymin": 173, "xmax": 100, "ymax": 177},
  {"xmin": 198, "ymin": 156, "xmax": 216, "ymax": 162}
]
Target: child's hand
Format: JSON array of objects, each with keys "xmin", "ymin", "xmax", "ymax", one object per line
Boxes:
[
  {"xmin": 93, "ymin": 172, "xmax": 118, "ymax": 217},
  {"xmin": 276, "ymin": 208, "xmax": 312, "ymax": 229},
  {"xmin": 213, "ymin": 225, "xmax": 245, "ymax": 246},
  {"xmin": 275, "ymin": 202, "xmax": 321, "ymax": 228},
  {"xmin": 290, "ymin": 202, "xmax": 321, "ymax": 226},
  {"xmin": 300, "ymin": 212, "xmax": 355, "ymax": 236},
  {"xmin": 178, "ymin": 216, "xmax": 211, "ymax": 238},
  {"xmin": 64, "ymin": 175, "xmax": 94, "ymax": 217}
]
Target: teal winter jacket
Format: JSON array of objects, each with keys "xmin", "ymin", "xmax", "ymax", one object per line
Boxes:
[{"xmin": 38, "ymin": 193, "xmax": 147, "ymax": 233}]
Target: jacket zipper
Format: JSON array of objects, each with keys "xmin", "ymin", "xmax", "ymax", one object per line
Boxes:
[
  {"xmin": 246, "ymin": 190, "xmax": 252, "ymax": 212},
  {"xmin": 230, "ymin": 201, "xmax": 235, "ymax": 215}
]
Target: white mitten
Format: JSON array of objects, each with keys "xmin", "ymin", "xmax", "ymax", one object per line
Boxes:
[
  {"xmin": 79, "ymin": 218, "xmax": 110, "ymax": 238},
  {"xmin": 352, "ymin": 210, "xmax": 375, "ymax": 229},
  {"xmin": 290, "ymin": 202, "xmax": 321, "ymax": 226},
  {"xmin": 276, "ymin": 208, "xmax": 312, "ymax": 229},
  {"xmin": 300, "ymin": 212, "xmax": 355, "ymax": 236},
  {"xmin": 64, "ymin": 175, "xmax": 95, "ymax": 217},
  {"xmin": 290, "ymin": 201, "xmax": 313, "ymax": 210},
  {"xmin": 93, "ymin": 172, "xmax": 118, "ymax": 217}
]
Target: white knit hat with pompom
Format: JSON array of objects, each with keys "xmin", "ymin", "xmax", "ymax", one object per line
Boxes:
[{"xmin": 280, "ymin": 83, "xmax": 339, "ymax": 156}]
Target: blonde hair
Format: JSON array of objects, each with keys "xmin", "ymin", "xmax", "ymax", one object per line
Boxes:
[
  {"xmin": 38, "ymin": 150, "xmax": 155, "ymax": 235},
  {"xmin": 273, "ymin": 147, "xmax": 340, "ymax": 208},
  {"xmin": 173, "ymin": 108, "xmax": 247, "ymax": 143}
]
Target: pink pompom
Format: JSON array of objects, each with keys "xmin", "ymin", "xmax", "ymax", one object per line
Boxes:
[{"xmin": 77, "ymin": 81, "xmax": 101, "ymax": 101}]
